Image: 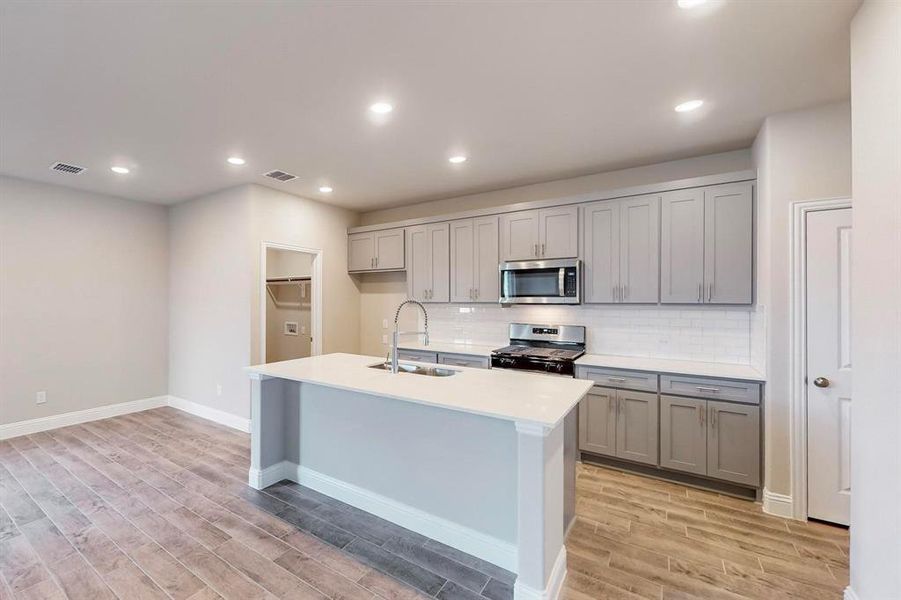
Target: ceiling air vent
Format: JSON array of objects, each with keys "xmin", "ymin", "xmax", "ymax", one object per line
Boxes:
[
  {"xmin": 263, "ymin": 169, "xmax": 298, "ymax": 182},
  {"xmin": 50, "ymin": 162, "xmax": 86, "ymax": 175}
]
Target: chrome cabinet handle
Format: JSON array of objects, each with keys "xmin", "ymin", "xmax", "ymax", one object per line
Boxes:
[
  {"xmin": 371, "ymin": 257, "xmax": 375, "ymax": 268},
  {"xmin": 533, "ymin": 243, "xmax": 538, "ymax": 257},
  {"xmin": 623, "ymin": 285, "xmax": 628, "ymax": 301},
  {"xmin": 541, "ymin": 243, "xmax": 545, "ymax": 256},
  {"xmin": 475, "ymin": 288, "xmax": 479, "ymax": 299},
  {"xmin": 708, "ymin": 283, "xmax": 713, "ymax": 302},
  {"xmin": 696, "ymin": 386, "xmax": 720, "ymax": 393},
  {"xmin": 375, "ymin": 256, "xmax": 379, "ymax": 268},
  {"xmin": 607, "ymin": 377, "xmax": 627, "ymax": 382},
  {"xmin": 699, "ymin": 405, "xmax": 704, "ymax": 426},
  {"xmin": 814, "ymin": 377, "xmax": 830, "ymax": 388},
  {"xmin": 710, "ymin": 408, "xmax": 717, "ymax": 431},
  {"xmin": 697, "ymin": 283, "xmax": 702, "ymax": 302}
]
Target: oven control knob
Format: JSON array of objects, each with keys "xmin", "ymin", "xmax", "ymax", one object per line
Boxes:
[{"xmin": 554, "ymin": 363, "xmax": 565, "ymax": 373}]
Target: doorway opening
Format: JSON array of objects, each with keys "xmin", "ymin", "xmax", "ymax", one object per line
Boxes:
[{"xmin": 260, "ymin": 242, "xmax": 323, "ymax": 362}]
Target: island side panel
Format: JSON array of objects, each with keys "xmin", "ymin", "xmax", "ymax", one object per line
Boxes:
[
  {"xmin": 515, "ymin": 421, "xmax": 567, "ymax": 600},
  {"xmin": 294, "ymin": 382, "xmax": 518, "ymax": 568},
  {"xmin": 249, "ymin": 374, "xmax": 289, "ymax": 489}
]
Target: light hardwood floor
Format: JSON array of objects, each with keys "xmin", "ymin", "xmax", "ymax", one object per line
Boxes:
[{"xmin": 0, "ymin": 408, "xmax": 849, "ymax": 599}]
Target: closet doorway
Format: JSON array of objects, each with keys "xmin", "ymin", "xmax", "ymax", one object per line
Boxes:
[{"xmin": 260, "ymin": 242, "xmax": 322, "ymax": 362}]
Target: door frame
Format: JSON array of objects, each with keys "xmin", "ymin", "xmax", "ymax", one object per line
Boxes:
[
  {"xmin": 788, "ymin": 197, "xmax": 851, "ymax": 521},
  {"xmin": 260, "ymin": 241, "xmax": 324, "ymax": 361}
]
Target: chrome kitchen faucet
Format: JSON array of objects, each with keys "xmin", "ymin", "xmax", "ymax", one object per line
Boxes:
[{"xmin": 390, "ymin": 300, "xmax": 430, "ymax": 373}]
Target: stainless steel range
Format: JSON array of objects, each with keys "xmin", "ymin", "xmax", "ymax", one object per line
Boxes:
[{"xmin": 491, "ymin": 323, "xmax": 586, "ymax": 376}]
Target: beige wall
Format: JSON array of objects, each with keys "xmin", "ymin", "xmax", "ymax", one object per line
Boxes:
[
  {"xmin": 751, "ymin": 101, "xmax": 852, "ymax": 499},
  {"xmin": 168, "ymin": 185, "xmax": 254, "ymax": 419},
  {"xmin": 0, "ymin": 176, "xmax": 169, "ymax": 425},
  {"xmin": 169, "ymin": 183, "xmax": 361, "ymax": 420},
  {"xmin": 360, "ymin": 149, "xmax": 752, "ymax": 226},
  {"xmin": 359, "ymin": 271, "xmax": 417, "ymax": 358},
  {"xmin": 849, "ymin": 1, "xmax": 901, "ymax": 597}
]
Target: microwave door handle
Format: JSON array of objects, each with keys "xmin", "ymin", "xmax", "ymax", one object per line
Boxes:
[{"xmin": 558, "ymin": 268, "xmax": 565, "ymax": 297}]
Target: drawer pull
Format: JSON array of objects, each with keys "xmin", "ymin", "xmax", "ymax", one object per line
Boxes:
[
  {"xmin": 697, "ymin": 386, "xmax": 721, "ymax": 393},
  {"xmin": 607, "ymin": 377, "xmax": 627, "ymax": 382}
]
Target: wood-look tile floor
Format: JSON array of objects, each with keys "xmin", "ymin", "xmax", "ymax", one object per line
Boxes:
[
  {"xmin": 565, "ymin": 462, "xmax": 850, "ymax": 599},
  {"xmin": 0, "ymin": 408, "xmax": 849, "ymax": 600}
]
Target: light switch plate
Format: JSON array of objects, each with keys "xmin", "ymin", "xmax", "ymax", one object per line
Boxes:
[{"xmin": 36, "ymin": 391, "xmax": 46, "ymax": 404}]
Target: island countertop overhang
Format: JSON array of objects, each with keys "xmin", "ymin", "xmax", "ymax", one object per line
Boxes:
[{"xmin": 245, "ymin": 353, "xmax": 593, "ymax": 429}]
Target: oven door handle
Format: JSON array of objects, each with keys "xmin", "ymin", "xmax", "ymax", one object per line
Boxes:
[{"xmin": 558, "ymin": 268, "xmax": 565, "ymax": 297}]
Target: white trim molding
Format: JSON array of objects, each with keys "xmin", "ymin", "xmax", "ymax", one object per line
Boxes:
[
  {"xmin": 167, "ymin": 395, "xmax": 251, "ymax": 433},
  {"xmin": 762, "ymin": 488, "xmax": 794, "ymax": 519},
  {"xmin": 843, "ymin": 587, "xmax": 859, "ymax": 600},
  {"xmin": 0, "ymin": 395, "xmax": 168, "ymax": 440},
  {"xmin": 512, "ymin": 547, "xmax": 567, "ymax": 600},
  {"xmin": 290, "ymin": 463, "xmax": 518, "ymax": 573},
  {"xmin": 248, "ymin": 460, "xmax": 294, "ymax": 489},
  {"xmin": 788, "ymin": 197, "xmax": 852, "ymax": 521}
]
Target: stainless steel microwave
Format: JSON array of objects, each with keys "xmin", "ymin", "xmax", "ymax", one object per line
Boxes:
[{"xmin": 499, "ymin": 259, "xmax": 581, "ymax": 304}]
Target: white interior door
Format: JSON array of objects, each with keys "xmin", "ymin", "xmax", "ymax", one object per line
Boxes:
[{"xmin": 806, "ymin": 207, "xmax": 852, "ymax": 526}]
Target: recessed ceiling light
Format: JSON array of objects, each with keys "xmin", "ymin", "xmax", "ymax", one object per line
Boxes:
[
  {"xmin": 110, "ymin": 166, "xmax": 130, "ymax": 174},
  {"xmin": 369, "ymin": 102, "xmax": 393, "ymax": 114},
  {"xmin": 319, "ymin": 186, "xmax": 333, "ymax": 193},
  {"xmin": 677, "ymin": 0, "xmax": 707, "ymax": 8},
  {"xmin": 674, "ymin": 99, "xmax": 704, "ymax": 112},
  {"xmin": 448, "ymin": 155, "xmax": 467, "ymax": 164},
  {"xmin": 227, "ymin": 157, "xmax": 246, "ymax": 165}
]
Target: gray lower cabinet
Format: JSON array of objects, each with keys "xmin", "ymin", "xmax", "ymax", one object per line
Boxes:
[
  {"xmin": 579, "ymin": 386, "xmax": 658, "ymax": 466},
  {"xmin": 578, "ymin": 387, "xmax": 617, "ymax": 457},
  {"xmin": 659, "ymin": 396, "xmax": 707, "ymax": 476},
  {"xmin": 615, "ymin": 389, "xmax": 659, "ymax": 466},
  {"xmin": 707, "ymin": 400, "xmax": 760, "ymax": 486},
  {"xmin": 396, "ymin": 349, "xmax": 438, "ymax": 363},
  {"xmin": 437, "ymin": 353, "xmax": 489, "ymax": 369}
]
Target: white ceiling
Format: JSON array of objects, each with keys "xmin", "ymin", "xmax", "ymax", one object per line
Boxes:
[{"xmin": 0, "ymin": 0, "xmax": 858, "ymax": 211}]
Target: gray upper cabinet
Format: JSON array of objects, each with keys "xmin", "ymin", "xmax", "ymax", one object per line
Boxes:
[
  {"xmin": 450, "ymin": 216, "xmax": 499, "ymax": 303},
  {"xmin": 659, "ymin": 395, "xmax": 707, "ymax": 476},
  {"xmin": 707, "ymin": 400, "xmax": 760, "ymax": 486},
  {"xmin": 704, "ymin": 183, "xmax": 753, "ymax": 304},
  {"xmin": 500, "ymin": 206, "xmax": 578, "ymax": 261},
  {"xmin": 661, "ymin": 188, "xmax": 705, "ymax": 303},
  {"xmin": 661, "ymin": 182, "xmax": 753, "ymax": 304},
  {"xmin": 584, "ymin": 195, "xmax": 659, "ymax": 303},
  {"xmin": 615, "ymin": 389, "xmax": 659, "ymax": 466},
  {"xmin": 347, "ymin": 227, "xmax": 405, "ymax": 272},
  {"xmin": 407, "ymin": 223, "xmax": 449, "ymax": 302},
  {"xmin": 579, "ymin": 386, "xmax": 617, "ymax": 457}
]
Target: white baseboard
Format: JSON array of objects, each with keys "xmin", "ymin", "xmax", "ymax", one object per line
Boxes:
[
  {"xmin": 284, "ymin": 463, "xmax": 517, "ymax": 573},
  {"xmin": 762, "ymin": 488, "xmax": 794, "ymax": 519},
  {"xmin": 248, "ymin": 460, "xmax": 294, "ymax": 489},
  {"xmin": 0, "ymin": 395, "xmax": 169, "ymax": 440},
  {"xmin": 513, "ymin": 547, "xmax": 567, "ymax": 600},
  {"xmin": 844, "ymin": 587, "xmax": 859, "ymax": 600},
  {"xmin": 166, "ymin": 395, "xmax": 250, "ymax": 433}
]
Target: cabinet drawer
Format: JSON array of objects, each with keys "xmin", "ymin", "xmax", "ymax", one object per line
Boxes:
[
  {"xmin": 660, "ymin": 375, "xmax": 760, "ymax": 405},
  {"xmin": 397, "ymin": 350, "xmax": 438, "ymax": 363},
  {"xmin": 577, "ymin": 366, "xmax": 658, "ymax": 392},
  {"xmin": 437, "ymin": 353, "xmax": 490, "ymax": 369}
]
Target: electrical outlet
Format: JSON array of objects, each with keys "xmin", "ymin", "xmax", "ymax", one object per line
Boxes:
[
  {"xmin": 381, "ymin": 334, "xmax": 388, "ymax": 344},
  {"xmin": 36, "ymin": 391, "xmax": 46, "ymax": 405},
  {"xmin": 216, "ymin": 384, "xmax": 222, "ymax": 396},
  {"xmin": 382, "ymin": 319, "xmax": 388, "ymax": 329},
  {"xmin": 301, "ymin": 325, "xmax": 306, "ymax": 334}
]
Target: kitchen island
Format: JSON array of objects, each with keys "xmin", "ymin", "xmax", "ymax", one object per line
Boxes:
[{"xmin": 245, "ymin": 353, "xmax": 592, "ymax": 600}]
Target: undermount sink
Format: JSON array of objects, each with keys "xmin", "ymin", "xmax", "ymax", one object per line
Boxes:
[{"xmin": 369, "ymin": 362, "xmax": 458, "ymax": 377}]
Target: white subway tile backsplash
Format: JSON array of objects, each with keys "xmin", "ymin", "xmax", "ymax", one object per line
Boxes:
[{"xmin": 421, "ymin": 303, "xmax": 758, "ymax": 365}]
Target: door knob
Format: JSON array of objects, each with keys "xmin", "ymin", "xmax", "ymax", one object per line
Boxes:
[{"xmin": 813, "ymin": 377, "xmax": 830, "ymax": 388}]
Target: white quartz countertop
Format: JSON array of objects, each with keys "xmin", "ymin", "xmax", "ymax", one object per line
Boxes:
[
  {"xmin": 394, "ymin": 341, "xmax": 497, "ymax": 357},
  {"xmin": 246, "ymin": 353, "xmax": 592, "ymax": 428},
  {"xmin": 575, "ymin": 354, "xmax": 766, "ymax": 382}
]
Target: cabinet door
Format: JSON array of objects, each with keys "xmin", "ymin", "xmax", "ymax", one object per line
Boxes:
[
  {"xmin": 615, "ymin": 390, "xmax": 659, "ymax": 466},
  {"xmin": 472, "ymin": 216, "xmax": 499, "ymax": 302},
  {"xmin": 449, "ymin": 219, "xmax": 475, "ymax": 302},
  {"xmin": 582, "ymin": 201, "xmax": 619, "ymax": 303},
  {"xmin": 427, "ymin": 223, "xmax": 450, "ymax": 303},
  {"xmin": 538, "ymin": 206, "xmax": 579, "ymax": 259},
  {"xmin": 499, "ymin": 210, "xmax": 539, "ymax": 261},
  {"xmin": 374, "ymin": 228, "xmax": 405, "ymax": 270},
  {"xmin": 437, "ymin": 353, "xmax": 490, "ymax": 369},
  {"xmin": 347, "ymin": 232, "xmax": 375, "ymax": 272},
  {"xmin": 578, "ymin": 387, "xmax": 617, "ymax": 457},
  {"xmin": 406, "ymin": 226, "xmax": 430, "ymax": 302},
  {"xmin": 620, "ymin": 195, "xmax": 660, "ymax": 303},
  {"xmin": 659, "ymin": 395, "xmax": 707, "ymax": 476},
  {"xmin": 707, "ymin": 401, "xmax": 760, "ymax": 486},
  {"xmin": 704, "ymin": 182, "xmax": 753, "ymax": 304},
  {"xmin": 660, "ymin": 189, "xmax": 705, "ymax": 303}
]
